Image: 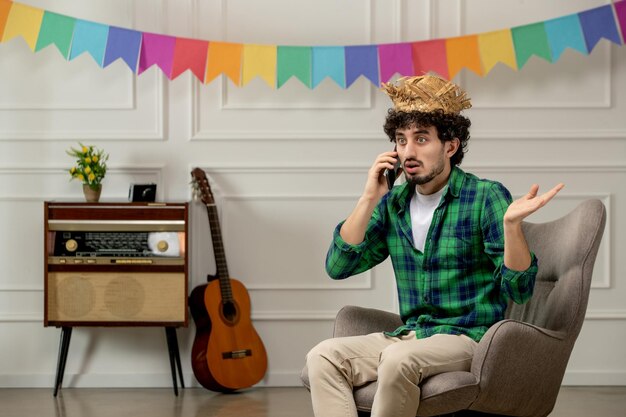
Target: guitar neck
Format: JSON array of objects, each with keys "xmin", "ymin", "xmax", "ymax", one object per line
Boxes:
[{"xmin": 206, "ymin": 204, "xmax": 232, "ymax": 299}]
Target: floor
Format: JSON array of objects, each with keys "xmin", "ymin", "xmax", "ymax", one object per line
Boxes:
[{"xmin": 0, "ymin": 386, "xmax": 624, "ymax": 417}]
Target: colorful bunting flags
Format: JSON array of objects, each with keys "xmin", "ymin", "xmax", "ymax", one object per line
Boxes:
[
  {"xmin": 2, "ymin": 2, "xmax": 43, "ymax": 51},
  {"xmin": 104, "ymin": 27, "xmax": 142, "ymax": 71},
  {"xmin": 138, "ymin": 33, "xmax": 176, "ymax": 77},
  {"xmin": 412, "ymin": 40, "xmax": 448, "ymax": 79},
  {"xmin": 277, "ymin": 46, "xmax": 311, "ymax": 88},
  {"xmin": 446, "ymin": 35, "xmax": 482, "ymax": 78},
  {"xmin": 616, "ymin": 1, "xmax": 626, "ymax": 42},
  {"xmin": 69, "ymin": 20, "xmax": 109, "ymax": 66},
  {"xmin": 205, "ymin": 42, "xmax": 243, "ymax": 86},
  {"xmin": 345, "ymin": 45, "xmax": 378, "ymax": 88},
  {"xmin": 512, "ymin": 23, "xmax": 552, "ymax": 68},
  {"xmin": 378, "ymin": 43, "xmax": 414, "ymax": 84},
  {"xmin": 579, "ymin": 5, "xmax": 622, "ymax": 52},
  {"xmin": 544, "ymin": 15, "xmax": 587, "ymax": 61},
  {"xmin": 243, "ymin": 44, "xmax": 277, "ymax": 87},
  {"xmin": 171, "ymin": 37, "xmax": 209, "ymax": 81},
  {"xmin": 312, "ymin": 46, "xmax": 345, "ymax": 88},
  {"xmin": 35, "ymin": 12, "xmax": 75, "ymax": 58},
  {"xmin": 0, "ymin": 0, "xmax": 11, "ymax": 38},
  {"xmin": 478, "ymin": 30, "xmax": 517, "ymax": 74},
  {"xmin": 0, "ymin": 1, "xmax": 624, "ymax": 89}
]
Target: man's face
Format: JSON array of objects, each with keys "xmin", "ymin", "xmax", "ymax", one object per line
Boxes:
[{"xmin": 394, "ymin": 124, "xmax": 454, "ymax": 191}]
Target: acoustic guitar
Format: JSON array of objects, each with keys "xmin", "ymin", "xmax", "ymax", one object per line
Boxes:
[{"xmin": 189, "ymin": 167, "xmax": 267, "ymax": 392}]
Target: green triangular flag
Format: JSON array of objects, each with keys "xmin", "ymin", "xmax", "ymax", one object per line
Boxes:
[
  {"xmin": 511, "ymin": 22, "xmax": 552, "ymax": 68},
  {"xmin": 35, "ymin": 11, "xmax": 76, "ymax": 59},
  {"xmin": 277, "ymin": 46, "xmax": 311, "ymax": 88}
]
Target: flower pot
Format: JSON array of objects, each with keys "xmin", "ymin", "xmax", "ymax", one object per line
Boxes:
[{"xmin": 82, "ymin": 184, "xmax": 102, "ymax": 202}]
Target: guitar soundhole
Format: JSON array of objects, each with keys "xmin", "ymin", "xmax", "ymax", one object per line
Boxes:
[{"xmin": 221, "ymin": 300, "xmax": 239, "ymax": 324}]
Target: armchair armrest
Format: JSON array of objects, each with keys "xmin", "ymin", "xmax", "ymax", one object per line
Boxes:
[
  {"xmin": 469, "ymin": 319, "xmax": 569, "ymax": 416},
  {"xmin": 333, "ymin": 306, "xmax": 404, "ymax": 337}
]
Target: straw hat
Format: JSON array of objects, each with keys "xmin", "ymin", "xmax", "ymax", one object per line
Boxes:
[{"xmin": 382, "ymin": 74, "xmax": 472, "ymax": 114}]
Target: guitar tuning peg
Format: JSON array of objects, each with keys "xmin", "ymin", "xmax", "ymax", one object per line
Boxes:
[{"xmin": 190, "ymin": 181, "xmax": 199, "ymax": 201}]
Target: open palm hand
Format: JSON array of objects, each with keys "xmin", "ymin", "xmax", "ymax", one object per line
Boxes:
[{"xmin": 504, "ymin": 183, "xmax": 565, "ymax": 225}]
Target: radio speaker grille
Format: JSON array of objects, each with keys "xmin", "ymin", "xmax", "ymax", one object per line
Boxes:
[{"xmin": 47, "ymin": 272, "xmax": 185, "ymax": 323}]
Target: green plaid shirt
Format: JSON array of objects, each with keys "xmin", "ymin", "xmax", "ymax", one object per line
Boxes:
[{"xmin": 326, "ymin": 167, "xmax": 537, "ymax": 342}]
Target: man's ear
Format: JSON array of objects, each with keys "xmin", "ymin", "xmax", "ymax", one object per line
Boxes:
[{"xmin": 446, "ymin": 138, "xmax": 460, "ymax": 157}]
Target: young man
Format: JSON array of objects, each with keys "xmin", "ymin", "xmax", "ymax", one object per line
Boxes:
[{"xmin": 304, "ymin": 74, "xmax": 564, "ymax": 417}]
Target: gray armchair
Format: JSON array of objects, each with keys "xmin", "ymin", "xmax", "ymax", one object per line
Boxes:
[{"xmin": 302, "ymin": 199, "xmax": 606, "ymax": 417}]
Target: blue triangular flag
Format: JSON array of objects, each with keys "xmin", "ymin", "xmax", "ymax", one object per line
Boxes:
[
  {"xmin": 69, "ymin": 20, "xmax": 110, "ymax": 66},
  {"xmin": 104, "ymin": 26, "xmax": 142, "ymax": 71},
  {"xmin": 312, "ymin": 46, "xmax": 346, "ymax": 88},
  {"xmin": 578, "ymin": 5, "xmax": 622, "ymax": 52},
  {"xmin": 544, "ymin": 14, "xmax": 587, "ymax": 60},
  {"xmin": 345, "ymin": 45, "xmax": 379, "ymax": 88}
]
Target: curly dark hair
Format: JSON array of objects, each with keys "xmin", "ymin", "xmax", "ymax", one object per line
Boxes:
[{"xmin": 383, "ymin": 109, "xmax": 471, "ymax": 166}]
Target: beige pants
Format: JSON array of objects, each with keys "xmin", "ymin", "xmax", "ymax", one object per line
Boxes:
[{"xmin": 304, "ymin": 332, "xmax": 477, "ymax": 417}]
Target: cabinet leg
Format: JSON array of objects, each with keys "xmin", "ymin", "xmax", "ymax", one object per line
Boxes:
[
  {"xmin": 174, "ymin": 334, "xmax": 185, "ymax": 389},
  {"xmin": 165, "ymin": 327, "xmax": 184, "ymax": 395},
  {"xmin": 53, "ymin": 327, "xmax": 72, "ymax": 397}
]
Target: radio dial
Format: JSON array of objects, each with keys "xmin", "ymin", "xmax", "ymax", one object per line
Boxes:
[
  {"xmin": 157, "ymin": 240, "xmax": 169, "ymax": 252},
  {"xmin": 65, "ymin": 239, "xmax": 78, "ymax": 252}
]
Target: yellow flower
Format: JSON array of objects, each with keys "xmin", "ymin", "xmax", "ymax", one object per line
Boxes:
[{"xmin": 67, "ymin": 143, "xmax": 108, "ymax": 186}]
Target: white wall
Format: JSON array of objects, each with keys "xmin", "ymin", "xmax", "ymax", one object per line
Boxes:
[{"xmin": 1, "ymin": 0, "xmax": 625, "ymax": 388}]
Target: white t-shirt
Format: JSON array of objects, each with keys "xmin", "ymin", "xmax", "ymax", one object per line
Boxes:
[{"xmin": 409, "ymin": 186, "xmax": 446, "ymax": 252}]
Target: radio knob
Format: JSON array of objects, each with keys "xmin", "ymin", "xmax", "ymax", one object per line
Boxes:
[
  {"xmin": 157, "ymin": 240, "xmax": 169, "ymax": 252},
  {"xmin": 65, "ymin": 239, "xmax": 78, "ymax": 252}
]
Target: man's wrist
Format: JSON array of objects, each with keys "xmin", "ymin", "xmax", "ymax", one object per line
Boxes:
[
  {"xmin": 358, "ymin": 194, "xmax": 380, "ymax": 208},
  {"xmin": 503, "ymin": 217, "xmax": 523, "ymax": 229}
]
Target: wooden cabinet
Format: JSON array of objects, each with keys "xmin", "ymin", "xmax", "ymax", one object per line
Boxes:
[{"xmin": 43, "ymin": 201, "xmax": 188, "ymax": 395}]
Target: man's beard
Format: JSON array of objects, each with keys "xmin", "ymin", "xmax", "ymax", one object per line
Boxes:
[{"xmin": 403, "ymin": 152, "xmax": 446, "ymax": 187}]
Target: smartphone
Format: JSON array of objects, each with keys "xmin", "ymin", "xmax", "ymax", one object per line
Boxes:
[{"xmin": 383, "ymin": 146, "xmax": 400, "ymax": 190}]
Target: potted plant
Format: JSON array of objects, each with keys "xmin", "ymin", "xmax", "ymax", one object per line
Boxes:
[{"xmin": 67, "ymin": 143, "xmax": 109, "ymax": 202}]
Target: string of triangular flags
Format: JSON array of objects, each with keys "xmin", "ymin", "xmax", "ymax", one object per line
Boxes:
[{"xmin": 1, "ymin": 0, "xmax": 625, "ymax": 88}]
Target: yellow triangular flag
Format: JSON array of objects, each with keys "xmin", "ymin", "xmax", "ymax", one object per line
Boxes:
[
  {"xmin": 2, "ymin": 2, "xmax": 44, "ymax": 51},
  {"xmin": 478, "ymin": 29, "xmax": 517, "ymax": 74},
  {"xmin": 242, "ymin": 44, "xmax": 277, "ymax": 88}
]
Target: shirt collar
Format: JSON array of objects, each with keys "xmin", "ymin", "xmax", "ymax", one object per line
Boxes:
[
  {"xmin": 446, "ymin": 165, "xmax": 465, "ymax": 199},
  {"xmin": 392, "ymin": 165, "xmax": 466, "ymax": 213}
]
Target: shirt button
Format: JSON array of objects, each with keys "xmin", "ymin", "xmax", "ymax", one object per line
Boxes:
[{"xmin": 423, "ymin": 295, "xmax": 430, "ymax": 303}]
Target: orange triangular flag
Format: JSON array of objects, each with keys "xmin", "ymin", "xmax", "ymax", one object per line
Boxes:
[
  {"xmin": 205, "ymin": 41, "xmax": 243, "ymax": 86},
  {"xmin": 0, "ymin": 0, "xmax": 12, "ymax": 39},
  {"xmin": 446, "ymin": 35, "xmax": 483, "ymax": 79}
]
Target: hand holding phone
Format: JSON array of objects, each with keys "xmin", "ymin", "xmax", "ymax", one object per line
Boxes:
[{"xmin": 383, "ymin": 146, "xmax": 400, "ymax": 190}]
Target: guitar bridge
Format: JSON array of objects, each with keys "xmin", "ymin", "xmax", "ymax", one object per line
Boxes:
[{"xmin": 222, "ymin": 349, "xmax": 252, "ymax": 360}]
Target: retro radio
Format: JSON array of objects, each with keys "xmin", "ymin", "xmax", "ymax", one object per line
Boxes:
[{"xmin": 44, "ymin": 202, "xmax": 189, "ymax": 326}]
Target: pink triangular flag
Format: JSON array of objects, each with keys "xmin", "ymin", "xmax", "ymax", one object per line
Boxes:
[
  {"xmin": 138, "ymin": 32, "xmax": 176, "ymax": 78},
  {"xmin": 378, "ymin": 43, "xmax": 414, "ymax": 83}
]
